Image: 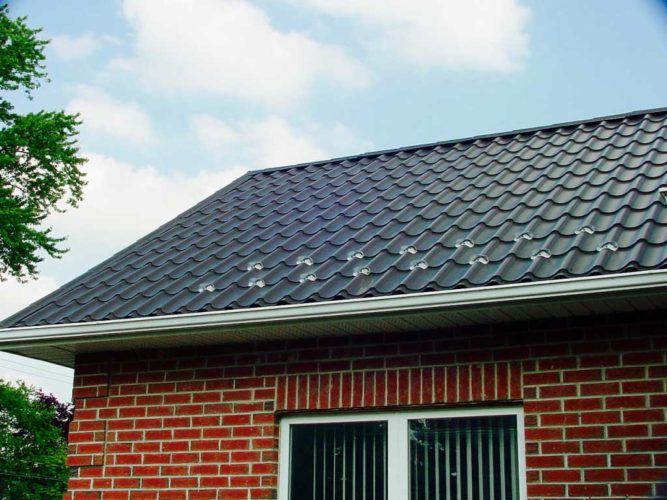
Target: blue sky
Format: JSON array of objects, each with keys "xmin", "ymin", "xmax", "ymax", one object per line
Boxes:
[{"xmin": 1, "ymin": 0, "xmax": 666, "ymax": 400}]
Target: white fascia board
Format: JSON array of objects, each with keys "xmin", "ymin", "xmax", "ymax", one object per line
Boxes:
[{"xmin": 1, "ymin": 270, "xmax": 666, "ymax": 349}]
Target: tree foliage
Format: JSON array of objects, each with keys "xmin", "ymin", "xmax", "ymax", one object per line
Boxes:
[
  {"xmin": 0, "ymin": 380, "xmax": 72, "ymax": 499},
  {"xmin": 0, "ymin": 4, "xmax": 86, "ymax": 281}
]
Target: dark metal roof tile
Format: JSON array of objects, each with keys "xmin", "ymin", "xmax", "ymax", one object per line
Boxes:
[{"xmin": 4, "ymin": 108, "xmax": 667, "ymax": 327}]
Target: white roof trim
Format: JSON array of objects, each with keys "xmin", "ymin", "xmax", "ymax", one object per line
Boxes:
[{"xmin": 1, "ymin": 270, "xmax": 666, "ymax": 349}]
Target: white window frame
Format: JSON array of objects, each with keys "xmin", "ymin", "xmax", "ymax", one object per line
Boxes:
[{"xmin": 278, "ymin": 405, "xmax": 527, "ymax": 500}]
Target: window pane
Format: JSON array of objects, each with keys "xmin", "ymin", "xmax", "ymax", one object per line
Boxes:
[
  {"xmin": 289, "ymin": 421, "xmax": 387, "ymax": 500},
  {"xmin": 409, "ymin": 415, "xmax": 519, "ymax": 500}
]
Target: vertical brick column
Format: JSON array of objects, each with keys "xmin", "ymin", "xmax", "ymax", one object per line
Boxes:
[{"xmin": 67, "ymin": 357, "xmax": 109, "ymax": 495}]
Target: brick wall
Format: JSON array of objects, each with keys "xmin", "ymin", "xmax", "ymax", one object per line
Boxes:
[{"xmin": 66, "ymin": 311, "xmax": 667, "ymax": 499}]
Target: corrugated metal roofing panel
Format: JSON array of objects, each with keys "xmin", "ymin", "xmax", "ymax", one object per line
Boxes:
[{"xmin": 3, "ymin": 108, "xmax": 667, "ymax": 328}]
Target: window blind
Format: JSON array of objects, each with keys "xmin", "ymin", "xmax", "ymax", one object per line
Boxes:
[
  {"xmin": 409, "ymin": 415, "xmax": 519, "ymax": 500},
  {"xmin": 289, "ymin": 421, "xmax": 388, "ymax": 500}
]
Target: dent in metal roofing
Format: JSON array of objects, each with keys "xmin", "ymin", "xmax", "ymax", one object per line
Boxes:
[{"xmin": 3, "ymin": 108, "xmax": 667, "ymax": 327}]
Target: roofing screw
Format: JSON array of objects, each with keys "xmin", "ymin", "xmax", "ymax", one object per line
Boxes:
[
  {"xmin": 410, "ymin": 260, "xmax": 428, "ymax": 270},
  {"xmin": 347, "ymin": 250, "xmax": 364, "ymax": 260},
  {"xmin": 575, "ymin": 225, "xmax": 595, "ymax": 235},
  {"xmin": 514, "ymin": 232, "xmax": 533, "ymax": 241},
  {"xmin": 531, "ymin": 249, "xmax": 552, "ymax": 260},
  {"xmin": 300, "ymin": 273, "xmax": 317, "ymax": 283},
  {"xmin": 249, "ymin": 278, "xmax": 266, "ymax": 288},
  {"xmin": 597, "ymin": 242, "xmax": 619, "ymax": 252},
  {"xmin": 400, "ymin": 245, "xmax": 418, "ymax": 255},
  {"xmin": 197, "ymin": 283, "xmax": 215, "ymax": 293},
  {"xmin": 469, "ymin": 255, "xmax": 489, "ymax": 265},
  {"xmin": 354, "ymin": 267, "xmax": 371, "ymax": 276},
  {"xmin": 297, "ymin": 256, "xmax": 314, "ymax": 266},
  {"xmin": 456, "ymin": 239, "xmax": 474, "ymax": 248}
]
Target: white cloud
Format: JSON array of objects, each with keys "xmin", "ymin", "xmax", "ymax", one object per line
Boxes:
[
  {"xmin": 292, "ymin": 0, "xmax": 531, "ymax": 70},
  {"xmin": 191, "ymin": 114, "xmax": 373, "ymax": 168},
  {"xmin": 115, "ymin": 0, "xmax": 370, "ymax": 107},
  {"xmin": 191, "ymin": 115, "xmax": 240, "ymax": 151},
  {"xmin": 49, "ymin": 33, "xmax": 114, "ymax": 60},
  {"xmin": 67, "ymin": 85, "xmax": 157, "ymax": 146}
]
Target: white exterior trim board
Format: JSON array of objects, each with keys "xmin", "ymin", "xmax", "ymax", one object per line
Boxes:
[{"xmin": 1, "ymin": 269, "xmax": 666, "ymax": 348}]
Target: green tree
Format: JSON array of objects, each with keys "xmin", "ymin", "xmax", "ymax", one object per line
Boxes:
[
  {"xmin": 0, "ymin": 4, "xmax": 86, "ymax": 281},
  {"xmin": 0, "ymin": 380, "xmax": 70, "ymax": 499}
]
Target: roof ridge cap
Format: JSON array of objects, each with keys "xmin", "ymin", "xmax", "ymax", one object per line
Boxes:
[{"xmin": 248, "ymin": 106, "xmax": 667, "ymax": 175}]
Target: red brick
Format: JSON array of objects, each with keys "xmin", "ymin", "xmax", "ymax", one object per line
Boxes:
[
  {"xmin": 568, "ymin": 484, "xmax": 608, "ymax": 497},
  {"xmin": 142, "ymin": 453, "xmax": 171, "ymax": 464},
  {"xmin": 608, "ymin": 424, "xmax": 649, "ymax": 437},
  {"xmin": 611, "ymin": 453, "xmax": 651, "ymax": 466},
  {"xmin": 134, "ymin": 418, "xmax": 162, "ymax": 429},
  {"xmin": 115, "ymin": 454, "xmax": 141, "ymax": 465},
  {"xmin": 654, "ymin": 423, "xmax": 667, "ymax": 435},
  {"xmin": 540, "ymin": 413, "xmax": 579, "ymax": 426},
  {"xmin": 651, "ymin": 393, "xmax": 667, "ymax": 406},
  {"xmin": 525, "ymin": 427, "xmax": 562, "ymax": 441},
  {"xmin": 527, "ymin": 484, "xmax": 565, "ymax": 497},
  {"xmin": 563, "ymin": 369, "xmax": 601, "ymax": 382},
  {"xmin": 230, "ymin": 475, "xmax": 261, "ymax": 487},
  {"xmin": 564, "ymin": 397, "xmax": 602, "ymax": 411},
  {"xmin": 580, "ymin": 354, "xmax": 618, "ymax": 367},
  {"xmin": 611, "ymin": 483, "xmax": 653, "ymax": 496},
  {"xmin": 585, "ymin": 468, "xmax": 624, "ymax": 481},
  {"xmin": 540, "ymin": 384, "xmax": 577, "ymax": 398},
  {"xmin": 623, "ymin": 351, "xmax": 663, "ymax": 365},
  {"xmin": 606, "ymin": 395, "xmax": 647, "ymax": 409},
  {"xmin": 623, "ymin": 408, "xmax": 663, "ymax": 422},
  {"xmin": 567, "ymin": 454, "xmax": 607, "ymax": 468},
  {"xmin": 605, "ymin": 366, "xmax": 645, "ymax": 379},
  {"xmin": 583, "ymin": 439, "xmax": 623, "ymax": 453},
  {"xmin": 132, "ymin": 445, "xmax": 160, "ymax": 456},
  {"xmin": 581, "ymin": 410, "xmax": 620, "ymax": 424},
  {"xmin": 142, "ymin": 477, "xmax": 168, "ymax": 488},
  {"xmin": 523, "ymin": 371, "xmax": 560, "ymax": 385},
  {"xmin": 580, "ymin": 381, "xmax": 619, "ymax": 396},
  {"xmin": 524, "ymin": 400, "xmax": 561, "ymax": 413},
  {"xmin": 542, "ymin": 469, "xmax": 580, "ymax": 482},
  {"xmin": 649, "ymin": 365, "xmax": 667, "ymax": 377},
  {"xmin": 626, "ymin": 437, "xmax": 667, "ymax": 451},
  {"xmin": 526, "ymin": 455, "xmax": 563, "ymax": 468},
  {"xmin": 566, "ymin": 425, "xmax": 604, "ymax": 439},
  {"xmin": 192, "ymin": 392, "xmax": 221, "ymax": 403},
  {"xmin": 210, "ymin": 490, "xmax": 245, "ymax": 499},
  {"xmin": 626, "ymin": 467, "xmax": 667, "ymax": 481},
  {"xmin": 541, "ymin": 441, "xmax": 580, "ymax": 454},
  {"xmin": 622, "ymin": 380, "xmax": 663, "ymax": 393}
]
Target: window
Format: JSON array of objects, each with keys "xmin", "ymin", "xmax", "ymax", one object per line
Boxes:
[{"xmin": 278, "ymin": 407, "xmax": 526, "ymax": 500}]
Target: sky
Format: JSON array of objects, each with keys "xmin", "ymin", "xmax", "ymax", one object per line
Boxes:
[{"xmin": 0, "ymin": 0, "xmax": 666, "ymax": 401}]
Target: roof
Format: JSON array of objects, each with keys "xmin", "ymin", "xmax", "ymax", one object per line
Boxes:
[{"xmin": 3, "ymin": 107, "xmax": 667, "ymax": 329}]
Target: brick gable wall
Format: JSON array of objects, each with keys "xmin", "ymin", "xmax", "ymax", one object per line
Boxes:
[{"xmin": 66, "ymin": 311, "xmax": 667, "ymax": 499}]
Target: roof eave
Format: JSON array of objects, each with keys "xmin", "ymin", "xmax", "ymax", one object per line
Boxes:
[{"xmin": 1, "ymin": 270, "xmax": 667, "ymax": 368}]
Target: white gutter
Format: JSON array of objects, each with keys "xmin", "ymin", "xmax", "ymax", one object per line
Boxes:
[{"xmin": 1, "ymin": 270, "xmax": 666, "ymax": 349}]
